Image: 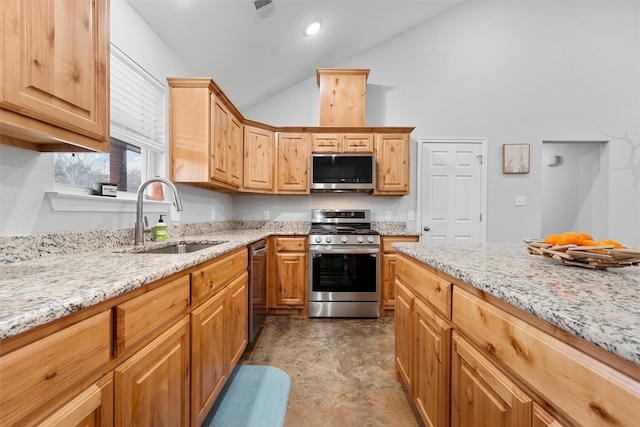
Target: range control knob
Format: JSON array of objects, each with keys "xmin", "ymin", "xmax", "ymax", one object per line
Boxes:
[
  {"xmin": 341, "ymin": 236, "xmax": 349, "ymax": 243},
  {"xmin": 356, "ymin": 236, "xmax": 364, "ymax": 243},
  {"xmin": 314, "ymin": 236, "xmax": 322, "ymax": 243},
  {"xmin": 367, "ymin": 236, "xmax": 375, "ymax": 243},
  {"xmin": 324, "ymin": 236, "xmax": 332, "ymax": 243}
]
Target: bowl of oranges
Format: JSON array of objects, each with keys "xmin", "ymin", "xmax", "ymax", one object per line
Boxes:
[{"xmin": 525, "ymin": 232, "xmax": 640, "ymax": 269}]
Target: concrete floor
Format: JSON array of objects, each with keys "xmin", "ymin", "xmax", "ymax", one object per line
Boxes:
[{"xmin": 240, "ymin": 316, "xmax": 423, "ymax": 427}]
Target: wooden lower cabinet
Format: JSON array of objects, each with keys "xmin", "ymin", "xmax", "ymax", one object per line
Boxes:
[
  {"xmin": 381, "ymin": 236, "xmax": 419, "ymax": 316},
  {"xmin": 394, "ymin": 280, "xmax": 414, "ymax": 391},
  {"xmin": 452, "ymin": 332, "xmax": 532, "ymax": 427},
  {"xmin": 227, "ymin": 272, "xmax": 249, "ymax": 367},
  {"xmin": 397, "ymin": 253, "xmax": 640, "ymax": 427},
  {"xmin": 268, "ymin": 236, "xmax": 307, "ymax": 314},
  {"xmin": 191, "ymin": 288, "xmax": 228, "ymax": 427},
  {"xmin": 115, "ymin": 316, "xmax": 190, "ymax": 427},
  {"xmin": 191, "ymin": 256, "xmax": 249, "ymax": 427},
  {"xmin": 415, "ymin": 299, "xmax": 452, "ymax": 427},
  {"xmin": 395, "ymin": 277, "xmax": 452, "ymax": 427},
  {"xmin": 0, "ymin": 311, "xmax": 112, "ymax": 426},
  {"xmin": 39, "ymin": 373, "xmax": 114, "ymax": 427}
]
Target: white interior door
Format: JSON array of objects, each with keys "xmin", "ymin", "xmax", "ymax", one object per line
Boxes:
[{"xmin": 419, "ymin": 140, "xmax": 486, "ymax": 243}]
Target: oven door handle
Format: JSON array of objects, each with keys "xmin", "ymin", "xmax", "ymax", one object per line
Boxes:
[{"xmin": 309, "ymin": 248, "xmax": 379, "ymax": 256}]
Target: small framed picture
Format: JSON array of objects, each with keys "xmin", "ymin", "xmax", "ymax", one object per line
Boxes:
[{"xmin": 502, "ymin": 144, "xmax": 530, "ymax": 174}]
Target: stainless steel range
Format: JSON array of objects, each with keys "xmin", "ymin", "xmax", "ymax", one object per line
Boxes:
[{"xmin": 308, "ymin": 209, "xmax": 380, "ymax": 318}]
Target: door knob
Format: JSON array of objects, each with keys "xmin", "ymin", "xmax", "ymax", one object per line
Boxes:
[{"xmin": 423, "ymin": 226, "xmax": 431, "ymax": 232}]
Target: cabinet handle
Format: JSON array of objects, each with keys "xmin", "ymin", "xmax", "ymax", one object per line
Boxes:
[{"xmin": 423, "ymin": 226, "xmax": 431, "ymax": 232}]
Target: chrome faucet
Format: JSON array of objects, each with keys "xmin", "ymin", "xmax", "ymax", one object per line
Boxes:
[{"xmin": 135, "ymin": 177, "xmax": 184, "ymax": 246}]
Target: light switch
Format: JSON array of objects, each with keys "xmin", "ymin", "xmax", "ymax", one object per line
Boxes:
[
  {"xmin": 515, "ymin": 196, "xmax": 526, "ymax": 206},
  {"xmin": 263, "ymin": 210, "xmax": 270, "ymax": 220}
]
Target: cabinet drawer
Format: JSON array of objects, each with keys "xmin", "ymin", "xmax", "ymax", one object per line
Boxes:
[
  {"xmin": 0, "ymin": 311, "xmax": 112, "ymax": 426},
  {"xmin": 191, "ymin": 248, "xmax": 247, "ymax": 304},
  {"xmin": 396, "ymin": 254, "xmax": 451, "ymax": 318},
  {"xmin": 115, "ymin": 276, "xmax": 190, "ymax": 355},
  {"xmin": 453, "ymin": 287, "xmax": 640, "ymax": 427},
  {"xmin": 343, "ymin": 133, "xmax": 374, "ymax": 152},
  {"xmin": 274, "ymin": 236, "xmax": 307, "ymax": 252},
  {"xmin": 311, "ymin": 133, "xmax": 341, "ymax": 152},
  {"xmin": 382, "ymin": 236, "xmax": 419, "ymax": 253}
]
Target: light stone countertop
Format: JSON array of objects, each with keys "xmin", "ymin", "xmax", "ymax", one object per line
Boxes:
[
  {"xmin": 0, "ymin": 220, "xmax": 415, "ymax": 342},
  {"xmin": 393, "ymin": 242, "xmax": 640, "ymax": 366},
  {"xmin": 0, "ymin": 230, "xmax": 270, "ymax": 340}
]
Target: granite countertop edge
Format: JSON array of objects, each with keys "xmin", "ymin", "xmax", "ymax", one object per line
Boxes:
[{"xmin": 393, "ymin": 242, "xmax": 640, "ymax": 367}]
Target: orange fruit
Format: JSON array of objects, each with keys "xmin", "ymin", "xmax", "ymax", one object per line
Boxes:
[
  {"xmin": 577, "ymin": 232, "xmax": 593, "ymax": 241},
  {"xmin": 556, "ymin": 232, "xmax": 582, "ymax": 246},
  {"xmin": 543, "ymin": 233, "xmax": 561, "ymax": 245},
  {"xmin": 597, "ymin": 239, "xmax": 623, "ymax": 248},
  {"xmin": 580, "ymin": 239, "xmax": 598, "ymax": 246}
]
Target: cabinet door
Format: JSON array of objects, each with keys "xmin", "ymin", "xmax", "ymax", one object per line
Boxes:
[
  {"xmin": 115, "ymin": 316, "xmax": 190, "ymax": 427},
  {"xmin": 276, "ymin": 133, "xmax": 310, "ymax": 194},
  {"xmin": 451, "ymin": 332, "xmax": 532, "ymax": 427},
  {"xmin": 243, "ymin": 125, "xmax": 275, "ymax": 192},
  {"xmin": 381, "ymin": 236, "xmax": 419, "ymax": 315},
  {"xmin": 191, "ymin": 289, "xmax": 227, "ymax": 427},
  {"xmin": 381, "ymin": 252, "xmax": 398, "ymax": 314},
  {"xmin": 168, "ymin": 81, "xmax": 211, "ymax": 183},
  {"xmin": 227, "ymin": 272, "xmax": 249, "ymax": 368},
  {"xmin": 38, "ymin": 373, "xmax": 114, "ymax": 427},
  {"xmin": 414, "ymin": 299, "xmax": 452, "ymax": 427},
  {"xmin": 374, "ymin": 133, "xmax": 410, "ymax": 195},
  {"xmin": 229, "ymin": 116, "xmax": 243, "ymax": 187},
  {"xmin": 211, "ymin": 96, "xmax": 230, "ymax": 183},
  {"xmin": 1, "ymin": 0, "xmax": 109, "ymax": 144},
  {"xmin": 394, "ymin": 280, "xmax": 414, "ymax": 393},
  {"xmin": 274, "ymin": 252, "xmax": 307, "ymax": 307},
  {"xmin": 343, "ymin": 133, "xmax": 374, "ymax": 153}
]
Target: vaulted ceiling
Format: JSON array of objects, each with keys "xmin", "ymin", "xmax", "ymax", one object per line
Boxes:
[{"xmin": 126, "ymin": 0, "xmax": 465, "ymax": 110}]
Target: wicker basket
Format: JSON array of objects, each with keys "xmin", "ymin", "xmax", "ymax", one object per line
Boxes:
[{"xmin": 525, "ymin": 239, "xmax": 640, "ymax": 270}]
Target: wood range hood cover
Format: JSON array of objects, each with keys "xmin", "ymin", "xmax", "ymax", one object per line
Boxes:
[{"xmin": 316, "ymin": 69, "xmax": 370, "ymax": 127}]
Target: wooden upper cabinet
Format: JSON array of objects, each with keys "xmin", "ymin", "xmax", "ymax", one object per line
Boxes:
[
  {"xmin": 0, "ymin": 0, "xmax": 110, "ymax": 152},
  {"xmin": 343, "ymin": 133, "xmax": 374, "ymax": 152},
  {"xmin": 317, "ymin": 69, "xmax": 369, "ymax": 126},
  {"xmin": 276, "ymin": 132, "xmax": 310, "ymax": 194},
  {"xmin": 168, "ymin": 77, "xmax": 243, "ymax": 191},
  {"xmin": 243, "ymin": 123, "xmax": 275, "ymax": 192},
  {"xmin": 211, "ymin": 95, "xmax": 243, "ymax": 187},
  {"xmin": 374, "ymin": 132, "xmax": 411, "ymax": 195},
  {"xmin": 311, "ymin": 132, "xmax": 373, "ymax": 153},
  {"xmin": 311, "ymin": 133, "xmax": 341, "ymax": 153}
]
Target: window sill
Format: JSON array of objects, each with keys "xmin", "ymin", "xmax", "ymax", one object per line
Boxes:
[{"xmin": 46, "ymin": 191, "xmax": 172, "ymax": 214}]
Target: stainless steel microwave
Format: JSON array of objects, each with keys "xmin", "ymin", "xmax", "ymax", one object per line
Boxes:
[{"xmin": 310, "ymin": 154, "xmax": 376, "ymax": 192}]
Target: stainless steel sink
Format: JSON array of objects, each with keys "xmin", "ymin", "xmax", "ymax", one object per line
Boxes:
[{"xmin": 137, "ymin": 242, "xmax": 222, "ymax": 254}]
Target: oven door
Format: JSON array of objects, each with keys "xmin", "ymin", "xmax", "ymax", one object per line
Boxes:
[{"xmin": 309, "ymin": 245, "xmax": 380, "ymax": 302}]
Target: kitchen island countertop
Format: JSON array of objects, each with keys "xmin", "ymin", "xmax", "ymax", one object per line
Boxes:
[{"xmin": 393, "ymin": 242, "xmax": 640, "ymax": 367}]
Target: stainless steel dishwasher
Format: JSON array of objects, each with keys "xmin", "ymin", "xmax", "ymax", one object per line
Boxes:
[{"xmin": 248, "ymin": 239, "xmax": 268, "ymax": 342}]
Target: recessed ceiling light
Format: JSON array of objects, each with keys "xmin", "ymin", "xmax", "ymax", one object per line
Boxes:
[{"xmin": 304, "ymin": 19, "xmax": 322, "ymax": 37}]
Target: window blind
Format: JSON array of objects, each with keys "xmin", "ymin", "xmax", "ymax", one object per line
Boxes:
[{"xmin": 110, "ymin": 43, "xmax": 165, "ymax": 152}]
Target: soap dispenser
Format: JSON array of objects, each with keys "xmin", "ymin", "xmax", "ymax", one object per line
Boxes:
[{"xmin": 154, "ymin": 215, "xmax": 167, "ymax": 241}]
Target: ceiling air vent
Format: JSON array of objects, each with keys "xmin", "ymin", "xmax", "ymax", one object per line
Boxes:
[{"xmin": 250, "ymin": 0, "xmax": 278, "ymax": 21}]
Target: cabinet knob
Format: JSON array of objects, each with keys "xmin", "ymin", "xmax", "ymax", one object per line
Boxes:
[{"xmin": 423, "ymin": 226, "xmax": 431, "ymax": 232}]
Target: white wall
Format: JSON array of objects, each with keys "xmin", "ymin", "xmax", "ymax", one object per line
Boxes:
[
  {"xmin": 0, "ymin": 0, "xmax": 231, "ymax": 236},
  {"xmin": 242, "ymin": 0, "xmax": 640, "ymax": 244}
]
